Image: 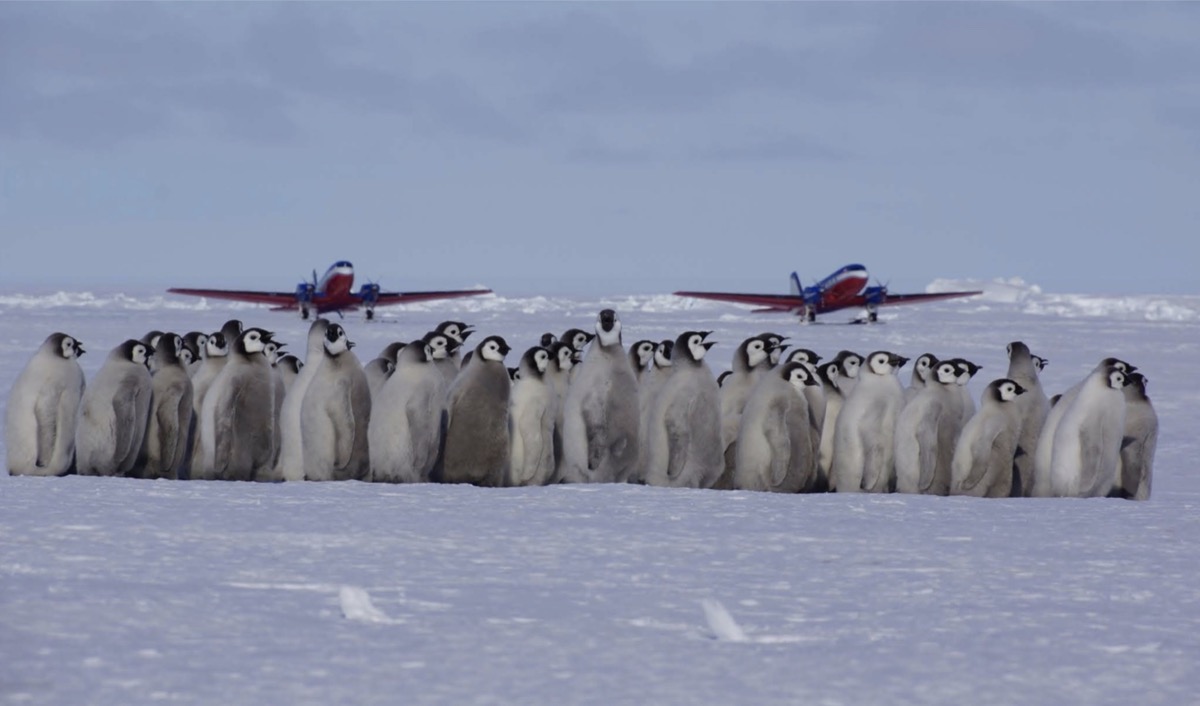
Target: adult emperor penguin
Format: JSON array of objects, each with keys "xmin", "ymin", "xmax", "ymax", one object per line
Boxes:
[
  {"xmin": 370, "ymin": 331, "xmax": 451, "ymax": 483},
  {"xmin": 949, "ymin": 378, "xmax": 1026, "ymax": 497},
  {"xmin": 508, "ymin": 346, "xmax": 557, "ymax": 487},
  {"xmin": 1112, "ymin": 372, "xmax": 1157, "ymax": 501},
  {"xmin": 6, "ymin": 333, "xmax": 86, "ymax": 476},
  {"xmin": 734, "ymin": 361, "xmax": 820, "ymax": 493},
  {"xmin": 1030, "ymin": 356, "xmax": 1136, "ymax": 497},
  {"xmin": 716, "ymin": 335, "xmax": 773, "ymax": 488},
  {"xmin": 1048, "ymin": 363, "xmax": 1129, "ymax": 498},
  {"xmin": 200, "ymin": 328, "xmax": 277, "ymax": 481},
  {"xmin": 815, "ymin": 361, "xmax": 844, "ymax": 490},
  {"xmin": 904, "ymin": 353, "xmax": 938, "ymax": 405},
  {"xmin": 439, "ymin": 335, "xmax": 512, "ymax": 486},
  {"xmin": 628, "ymin": 340, "xmax": 656, "ymax": 383},
  {"xmin": 560, "ymin": 310, "xmax": 640, "ymax": 483},
  {"xmin": 302, "ymin": 323, "xmax": 371, "ymax": 481},
  {"xmin": 831, "ymin": 351, "xmax": 907, "ymax": 493},
  {"xmin": 75, "ymin": 339, "xmax": 154, "ymax": 477},
  {"xmin": 136, "ymin": 332, "xmax": 194, "ymax": 480},
  {"xmin": 895, "ymin": 360, "xmax": 967, "ymax": 495},
  {"xmin": 273, "ymin": 318, "xmax": 330, "ymax": 481},
  {"xmin": 643, "ymin": 331, "xmax": 722, "ymax": 488},
  {"xmin": 1005, "ymin": 341, "xmax": 1050, "ymax": 497}
]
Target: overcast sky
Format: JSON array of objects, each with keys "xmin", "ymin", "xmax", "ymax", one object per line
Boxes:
[{"xmin": 2, "ymin": 2, "xmax": 1198, "ymax": 296}]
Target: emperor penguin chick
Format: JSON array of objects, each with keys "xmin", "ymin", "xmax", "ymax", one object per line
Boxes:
[
  {"xmin": 75, "ymin": 339, "xmax": 154, "ymax": 477},
  {"xmin": 1005, "ymin": 341, "xmax": 1050, "ymax": 497},
  {"xmin": 187, "ymin": 332, "xmax": 230, "ymax": 477},
  {"xmin": 201, "ymin": 328, "xmax": 277, "ymax": 481},
  {"xmin": 508, "ymin": 346, "xmax": 557, "ymax": 487},
  {"xmin": 894, "ymin": 360, "xmax": 962, "ymax": 495},
  {"xmin": 904, "ymin": 353, "xmax": 938, "ymax": 405},
  {"xmin": 1049, "ymin": 364, "xmax": 1129, "ymax": 498},
  {"xmin": 716, "ymin": 335, "xmax": 773, "ymax": 488},
  {"xmin": 182, "ymin": 331, "xmax": 208, "ymax": 377},
  {"xmin": 781, "ymin": 348, "xmax": 825, "ymax": 486},
  {"xmin": 273, "ymin": 318, "xmax": 330, "ymax": 482},
  {"xmin": 276, "ymin": 354, "xmax": 302, "ymax": 395},
  {"xmin": 137, "ymin": 333, "xmax": 194, "ymax": 480},
  {"xmin": 6, "ymin": 333, "xmax": 86, "ymax": 476},
  {"xmin": 439, "ymin": 335, "xmax": 512, "ymax": 486},
  {"xmin": 816, "ymin": 361, "xmax": 844, "ymax": 490},
  {"xmin": 643, "ymin": 331, "xmax": 722, "ymax": 489},
  {"xmin": 629, "ymin": 340, "xmax": 656, "ymax": 383},
  {"xmin": 302, "ymin": 323, "xmax": 371, "ymax": 481},
  {"xmin": 364, "ymin": 357, "xmax": 395, "ymax": 401},
  {"xmin": 950, "ymin": 378, "xmax": 1026, "ymax": 498},
  {"xmin": 733, "ymin": 362, "xmax": 819, "ymax": 493},
  {"xmin": 1112, "ymin": 372, "xmax": 1156, "ymax": 501},
  {"xmin": 831, "ymin": 351, "xmax": 907, "ymax": 493},
  {"xmin": 560, "ymin": 310, "xmax": 640, "ymax": 483},
  {"xmin": 369, "ymin": 332, "xmax": 451, "ymax": 483}
]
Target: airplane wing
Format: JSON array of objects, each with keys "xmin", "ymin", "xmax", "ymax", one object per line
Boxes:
[
  {"xmin": 672, "ymin": 291, "xmax": 804, "ymax": 311},
  {"xmin": 371, "ymin": 288, "xmax": 492, "ymax": 306},
  {"xmin": 873, "ymin": 290, "xmax": 983, "ymax": 307},
  {"xmin": 166, "ymin": 288, "xmax": 300, "ymax": 308}
]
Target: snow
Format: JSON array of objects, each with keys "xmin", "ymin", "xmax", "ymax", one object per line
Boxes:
[{"xmin": 2, "ymin": 281, "xmax": 1199, "ymax": 705}]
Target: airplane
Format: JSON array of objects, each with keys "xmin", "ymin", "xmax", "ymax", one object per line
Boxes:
[
  {"xmin": 673, "ymin": 264, "xmax": 982, "ymax": 323},
  {"xmin": 168, "ymin": 260, "xmax": 492, "ymax": 320}
]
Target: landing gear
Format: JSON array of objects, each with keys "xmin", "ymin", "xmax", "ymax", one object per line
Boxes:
[
  {"xmin": 300, "ymin": 307, "xmax": 310, "ymax": 320},
  {"xmin": 365, "ymin": 308, "xmax": 375, "ymax": 322},
  {"xmin": 801, "ymin": 306, "xmax": 816, "ymax": 324},
  {"xmin": 864, "ymin": 305, "xmax": 879, "ymax": 323}
]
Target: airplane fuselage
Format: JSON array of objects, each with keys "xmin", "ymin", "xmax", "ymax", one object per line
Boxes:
[{"xmin": 809, "ymin": 264, "xmax": 869, "ymax": 309}]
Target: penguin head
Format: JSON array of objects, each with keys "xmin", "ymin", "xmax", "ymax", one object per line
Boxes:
[
  {"xmin": 781, "ymin": 361, "xmax": 819, "ymax": 391},
  {"xmin": 264, "ymin": 339, "xmax": 285, "ymax": 364},
  {"xmin": 120, "ymin": 339, "xmax": 153, "ymax": 368},
  {"xmin": 677, "ymin": 331, "xmax": 716, "ymax": 364},
  {"xmin": 155, "ymin": 333, "xmax": 183, "ymax": 365},
  {"xmin": 865, "ymin": 351, "xmax": 901, "ymax": 376},
  {"xmin": 654, "ymin": 340, "xmax": 674, "ymax": 369},
  {"xmin": 180, "ymin": 347, "xmax": 195, "ymax": 367},
  {"xmin": 46, "ymin": 333, "xmax": 84, "ymax": 360},
  {"xmin": 1031, "ymin": 354, "xmax": 1048, "ymax": 372},
  {"xmin": 630, "ymin": 340, "xmax": 656, "ymax": 370},
  {"xmin": 184, "ymin": 332, "xmax": 208, "ymax": 359},
  {"xmin": 436, "ymin": 321, "xmax": 472, "ymax": 345},
  {"xmin": 141, "ymin": 331, "xmax": 164, "ymax": 350},
  {"xmin": 239, "ymin": 328, "xmax": 275, "ymax": 356},
  {"xmin": 1105, "ymin": 366, "xmax": 1129, "ymax": 390},
  {"xmin": 508, "ymin": 367, "xmax": 520, "ymax": 381},
  {"xmin": 785, "ymin": 348, "xmax": 821, "ymax": 370},
  {"xmin": 540, "ymin": 332, "xmax": 558, "ymax": 348},
  {"xmin": 594, "ymin": 309, "xmax": 621, "ymax": 347},
  {"xmin": 278, "ymin": 354, "xmax": 303, "ymax": 375},
  {"xmin": 379, "ymin": 341, "xmax": 407, "ymax": 364},
  {"xmin": 993, "ymin": 378, "xmax": 1026, "ymax": 401},
  {"xmin": 521, "ymin": 346, "xmax": 550, "ymax": 376},
  {"xmin": 221, "ymin": 319, "xmax": 244, "ymax": 342},
  {"xmin": 738, "ymin": 336, "xmax": 770, "ymax": 371},
  {"xmin": 1100, "ymin": 357, "xmax": 1136, "ymax": 375},
  {"xmin": 717, "ymin": 370, "xmax": 732, "ymax": 387},
  {"xmin": 949, "ymin": 358, "xmax": 981, "ymax": 384},
  {"xmin": 1006, "ymin": 341, "xmax": 1030, "ymax": 361},
  {"xmin": 758, "ymin": 332, "xmax": 789, "ymax": 366},
  {"xmin": 550, "ymin": 341, "xmax": 575, "ymax": 372},
  {"xmin": 835, "ymin": 350, "xmax": 862, "ymax": 379},
  {"xmin": 478, "ymin": 335, "xmax": 511, "ymax": 363},
  {"xmin": 422, "ymin": 332, "xmax": 451, "ymax": 361},
  {"xmin": 561, "ymin": 328, "xmax": 594, "ymax": 361},
  {"xmin": 913, "ymin": 353, "xmax": 937, "ymax": 381},
  {"xmin": 933, "ymin": 361, "xmax": 959, "ymax": 385},
  {"xmin": 323, "ymin": 324, "xmax": 354, "ymax": 356},
  {"xmin": 1125, "ymin": 372, "xmax": 1148, "ymax": 398},
  {"xmin": 817, "ymin": 361, "xmax": 840, "ymax": 390},
  {"xmin": 206, "ymin": 332, "xmax": 229, "ymax": 358}
]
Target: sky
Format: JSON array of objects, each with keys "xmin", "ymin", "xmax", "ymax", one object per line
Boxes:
[{"xmin": 2, "ymin": 2, "xmax": 1199, "ymax": 296}]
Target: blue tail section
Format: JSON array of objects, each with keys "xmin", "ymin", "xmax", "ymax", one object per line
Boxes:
[{"xmin": 790, "ymin": 272, "xmax": 803, "ymax": 297}]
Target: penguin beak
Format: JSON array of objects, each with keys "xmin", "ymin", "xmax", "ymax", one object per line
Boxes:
[
  {"xmin": 499, "ymin": 344, "xmax": 511, "ymax": 356},
  {"xmin": 890, "ymin": 354, "xmax": 908, "ymax": 368},
  {"xmin": 1013, "ymin": 382, "xmax": 1027, "ymax": 395},
  {"xmin": 702, "ymin": 341, "xmax": 717, "ymax": 351},
  {"xmin": 699, "ymin": 331, "xmax": 713, "ymax": 340},
  {"xmin": 77, "ymin": 345, "xmax": 86, "ymax": 356},
  {"xmin": 461, "ymin": 327, "xmax": 475, "ymax": 342},
  {"xmin": 347, "ymin": 340, "xmax": 356, "ymax": 349}
]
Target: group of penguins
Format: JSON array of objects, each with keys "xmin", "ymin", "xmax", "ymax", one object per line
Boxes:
[{"xmin": 5, "ymin": 308, "xmax": 1156, "ymax": 500}]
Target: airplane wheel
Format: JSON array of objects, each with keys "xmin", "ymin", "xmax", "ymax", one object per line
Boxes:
[
  {"xmin": 300, "ymin": 307, "xmax": 310, "ymax": 320},
  {"xmin": 366, "ymin": 309, "xmax": 375, "ymax": 321},
  {"xmin": 868, "ymin": 311, "xmax": 878, "ymax": 323}
]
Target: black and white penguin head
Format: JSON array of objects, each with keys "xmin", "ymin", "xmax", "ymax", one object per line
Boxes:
[
  {"xmin": 264, "ymin": 339, "xmax": 285, "ymax": 364},
  {"xmin": 677, "ymin": 331, "xmax": 716, "ymax": 364},
  {"xmin": 835, "ymin": 350, "xmax": 862, "ymax": 379},
  {"xmin": 594, "ymin": 309, "xmax": 622, "ymax": 347},
  {"xmin": 180, "ymin": 347, "xmax": 195, "ymax": 367},
  {"xmin": 949, "ymin": 358, "xmax": 981, "ymax": 385},
  {"xmin": 630, "ymin": 340, "xmax": 656, "ymax": 370},
  {"xmin": 561, "ymin": 328, "xmax": 594, "ymax": 357},
  {"xmin": 323, "ymin": 324, "xmax": 354, "ymax": 356},
  {"xmin": 785, "ymin": 348, "xmax": 821, "ymax": 370},
  {"xmin": 817, "ymin": 361, "xmax": 840, "ymax": 390},
  {"xmin": 1006, "ymin": 341, "xmax": 1029, "ymax": 361},
  {"xmin": 654, "ymin": 340, "xmax": 674, "ymax": 369},
  {"xmin": 550, "ymin": 341, "xmax": 575, "ymax": 372},
  {"xmin": 477, "ymin": 335, "xmax": 511, "ymax": 363},
  {"xmin": 540, "ymin": 332, "xmax": 558, "ymax": 348},
  {"xmin": 1031, "ymin": 354, "xmax": 1048, "ymax": 372},
  {"xmin": 521, "ymin": 346, "xmax": 550, "ymax": 377},
  {"xmin": 739, "ymin": 336, "xmax": 770, "ymax": 370},
  {"xmin": 45, "ymin": 333, "xmax": 84, "ymax": 360},
  {"xmin": 221, "ymin": 319, "xmax": 244, "ymax": 342},
  {"xmin": 913, "ymin": 353, "xmax": 937, "ymax": 382},
  {"xmin": 865, "ymin": 351, "xmax": 906, "ymax": 376},
  {"xmin": 781, "ymin": 361, "xmax": 819, "ymax": 391},
  {"xmin": 993, "ymin": 378, "xmax": 1026, "ymax": 401},
  {"xmin": 239, "ymin": 328, "xmax": 275, "ymax": 357},
  {"xmin": 758, "ymin": 332, "xmax": 789, "ymax": 366},
  {"xmin": 933, "ymin": 361, "xmax": 959, "ymax": 385},
  {"xmin": 508, "ymin": 367, "xmax": 520, "ymax": 381},
  {"xmin": 278, "ymin": 354, "xmax": 303, "ymax": 375},
  {"xmin": 156, "ymin": 333, "xmax": 183, "ymax": 365},
  {"xmin": 423, "ymin": 333, "xmax": 451, "ymax": 361},
  {"xmin": 119, "ymin": 339, "xmax": 154, "ymax": 368},
  {"xmin": 1100, "ymin": 357, "xmax": 1137, "ymax": 375},
  {"xmin": 1105, "ymin": 366, "xmax": 1129, "ymax": 390},
  {"xmin": 184, "ymin": 332, "xmax": 208, "ymax": 359},
  {"xmin": 206, "ymin": 332, "xmax": 229, "ymax": 358},
  {"xmin": 1124, "ymin": 372, "xmax": 1148, "ymax": 399},
  {"xmin": 436, "ymin": 321, "xmax": 473, "ymax": 346},
  {"xmin": 380, "ymin": 341, "xmax": 407, "ymax": 365},
  {"xmin": 141, "ymin": 331, "xmax": 163, "ymax": 350}
]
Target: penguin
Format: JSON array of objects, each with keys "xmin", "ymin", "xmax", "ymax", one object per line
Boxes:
[
  {"xmin": 643, "ymin": 331, "xmax": 722, "ymax": 488},
  {"xmin": 508, "ymin": 346, "xmax": 557, "ymax": 487},
  {"xmin": 1048, "ymin": 364, "xmax": 1129, "ymax": 498},
  {"xmin": 561, "ymin": 328, "xmax": 595, "ymax": 364},
  {"xmin": 136, "ymin": 332, "xmax": 194, "ymax": 480},
  {"xmin": 364, "ymin": 357, "xmax": 396, "ymax": 401},
  {"xmin": 182, "ymin": 331, "xmax": 208, "ymax": 376},
  {"xmin": 948, "ymin": 358, "xmax": 982, "ymax": 426},
  {"xmin": 1112, "ymin": 372, "xmax": 1156, "ymax": 501},
  {"xmin": 545, "ymin": 340, "xmax": 577, "ymax": 481},
  {"xmin": 6, "ymin": 333, "xmax": 86, "ymax": 476},
  {"xmin": 439, "ymin": 335, "xmax": 511, "ymax": 486},
  {"xmin": 716, "ymin": 335, "xmax": 774, "ymax": 488},
  {"xmin": 75, "ymin": 339, "xmax": 154, "ymax": 477},
  {"xmin": 831, "ymin": 351, "xmax": 907, "ymax": 493},
  {"xmin": 949, "ymin": 378, "xmax": 1026, "ymax": 498},
  {"xmin": 184, "ymin": 332, "xmax": 229, "ymax": 478},
  {"xmin": 377, "ymin": 341, "xmax": 408, "ymax": 365},
  {"xmin": 815, "ymin": 361, "xmax": 844, "ymax": 490},
  {"xmin": 369, "ymin": 332, "xmax": 451, "ymax": 483},
  {"xmin": 1032, "ymin": 355, "xmax": 1049, "ymax": 373},
  {"xmin": 733, "ymin": 361, "xmax": 820, "ymax": 493},
  {"xmin": 540, "ymin": 332, "xmax": 558, "ymax": 348},
  {"xmin": 781, "ymin": 348, "xmax": 825, "ymax": 481},
  {"xmin": 831, "ymin": 350, "xmax": 864, "ymax": 397},
  {"xmin": 904, "ymin": 353, "xmax": 938, "ymax": 405},
  {"xmin": 433, "ymin": 320, "xmax": 473, "ymax": 382},
  {"xmin": 628, "ymin": 340, "xmax": 656, "ymax": 383},
  {"xmin": 200, "ymin": 328, "xmax": 277, "ymax": 481},
  {"xmin": 895, "ymin": 360, "xmax": 968, "ymax": 495},
  {"xmin": 758, "ymin": 332, "xmax": 790, "ymax": 367},
  {"xmin": 265, "ymin": 338, "xmax": 287, "ymax": 467},
  {"xmin": 1004, "ymin": 341, "xmax": 1051, "ymax": 497},
  {"xmin": 1030, "ymin": 357, "xmax": 1136, "ymax": 497},
  {"xmin": 276, "ymin": 354, "xmax": 302, "ymax": 395},
  {"xmin": 141, "ymin": 331, "xmax": 164, "ymax": 374},
  {"xmin": 633, "ymin": 339, "xmax": 675, "ymax": 484},
  {"xmin": 273, "ymin": 318, "xmax": 330, "ymax": 482},
  {"xmin": 560, "ymin": 310, "xmax": 640, "ymax": 483},
  {"xmin": 302, "ymin": 323, "xmax": 371, "ymax": 481}
]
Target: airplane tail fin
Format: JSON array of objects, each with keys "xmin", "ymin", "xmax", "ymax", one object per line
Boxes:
[{"xmin": 790, "ymin": 272, "xmax": 803, "ymax": 296}]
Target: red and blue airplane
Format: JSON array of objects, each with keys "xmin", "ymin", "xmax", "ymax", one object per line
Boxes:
[
  {"xmin": 168, "ymin": 260, "xmax": 492, "ymax": 320},
  {"xmin": 674, "ymin": 264, "xmax": 982, "ymax": 323}
]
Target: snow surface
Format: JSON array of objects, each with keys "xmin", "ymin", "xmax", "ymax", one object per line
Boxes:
[{"xmin": 3, "ymin": 281, "xmax": 1199, "ymax": 705}]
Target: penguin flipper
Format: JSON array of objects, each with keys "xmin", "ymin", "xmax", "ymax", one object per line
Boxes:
[
  {"xmin": 34, "ymin": 396, "xmax": 58, "ymax": 468},
  {"xmin": 111, "ymin": 385, "xmax": 140, "ymax": 473},
  {"xmin": 156, "ymin": 399, "xmax": 181, "ymax": 477},
  {"xmin": 664, "ymin": 412, "xmax": 690, "ymax": 484},
  {"xmin": 429, "ymin": 409, "xmax": 449, "ymax": 484}
]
